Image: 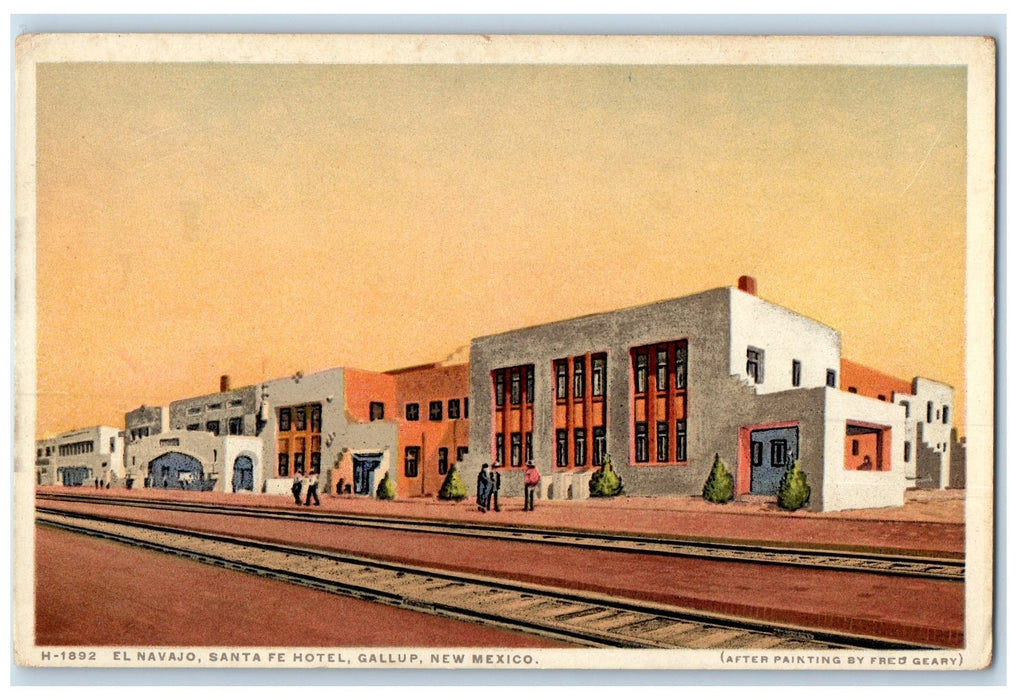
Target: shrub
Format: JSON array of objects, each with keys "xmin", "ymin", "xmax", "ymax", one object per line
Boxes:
[
  {"xmin": 777, "ymin": 460, "xmax": 811, "ymax": 511},
  {"xmin": 437, "ymin": 465, "xmax": 467, "ymax": 501},
  {"xmin": 589, "ymin": 455, "xmax": 624, "ymax": 498},
  {"xmin": 375, "ymin": 472, "xmax": 396, "ymax": 500},
  {"xmin": 702, "ymin": 453, "xmax": 734, "ymax": 504}
]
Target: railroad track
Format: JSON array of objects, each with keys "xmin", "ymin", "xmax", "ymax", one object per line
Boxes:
[
  {"xmin": 36, "ymin": 509, "xmax": 937, "ymax": 650},
  {"xmin": 36, "ymin": 492, "xmax": 965, "ymax": 581}
]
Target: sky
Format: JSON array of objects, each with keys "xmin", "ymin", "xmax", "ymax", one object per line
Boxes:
[{"xmin": 33, "ymin": 62, "xmax": 968, "ymax": 438}]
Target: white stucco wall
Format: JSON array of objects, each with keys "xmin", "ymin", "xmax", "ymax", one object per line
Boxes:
[
  {"xmin": 35, "ymin": 425, "xmax": 123, "ymax": 487},
  {"xmin": 820, "ymin": 390, "xmax": 908, "ymax": 512},
  {"xmin": 729, "ymin": 289, "xmax": 841, "ymax": 393}
]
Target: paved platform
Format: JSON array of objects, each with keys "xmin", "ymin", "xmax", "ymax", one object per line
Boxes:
[{"xmin": 36, "ymin": 485, "xmax": 965, "ymax": 556}]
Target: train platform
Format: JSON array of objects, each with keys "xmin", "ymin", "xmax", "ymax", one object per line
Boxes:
[{"xmin": 35, "ymin": 485, "xmax": 966, "ymax": 555}]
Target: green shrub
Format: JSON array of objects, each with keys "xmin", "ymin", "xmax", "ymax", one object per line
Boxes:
[
  {"xmin": 777, "ymin": 460, "xmax": 811, "ymax": 511},
  {"xmin": 588, "ymin": 455, "xmax": 624, "ymax": 498},
  {"xmin": 375, "ymin": 472, "xmax": 396, "ymax": 500},
  {"xmin": 702, "ymin": 453, "xmax": 734, "ymax": 504},
  {"xmin": 437, "ymin": 465, "xmax": 467, "ymax": 501}
]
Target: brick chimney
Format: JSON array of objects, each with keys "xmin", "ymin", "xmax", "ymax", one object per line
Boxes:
[
  {"xmin": 738, "ymin": 275, "xmax": 757, "ymax": 295},
  {"xmin": 220, "ymin": 374, "xmax": 231, "ymax": 393}
]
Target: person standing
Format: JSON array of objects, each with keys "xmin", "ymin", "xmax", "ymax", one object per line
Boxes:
[
  {"xmin": 523, "ymin": 461, "xmax": 541, "ymax": 512},
  {"xmin": 305, "ymin": 472, "xmax": 321, "ymax": 506},
  {"xmin": 476, "ymin": 463, "xmax": 492, "ymax": 513},
  {"xmin": 489, "ymin": 462, "xmax": 502, "ymax": 512},
  {"xmin": 291, "ymin": 472, "xmax": 303, "ymax": 506}
]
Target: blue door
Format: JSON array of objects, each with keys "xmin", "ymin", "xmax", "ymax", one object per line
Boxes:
[
  {"xmin": 232, "ymin": 456, "xmax": 254, "ymax": 492},
  {"xmin": 749, "ymin": 427, "xmax": 799, "ymax": 495},
  {"xmin": 149, "ymin": 452, "xmax": 204, "ymax": 490},
  {"xmin": 60, "ymin": 466, "xmax": 90, "ymax": 487},
  {"xmin": 352, "ymin": 454, "xmax": 382, "ymax": 496}
]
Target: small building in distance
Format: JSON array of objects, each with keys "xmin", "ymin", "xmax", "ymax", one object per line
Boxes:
[{"xmin": 35, "ymin": 425, "xmax": 123, "ymax": 488}]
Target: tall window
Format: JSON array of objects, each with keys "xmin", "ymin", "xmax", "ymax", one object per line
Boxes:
[
  {"xmin": 574, "ymin": 428, "xmax": 587, "ymax": 467},
  {"xmin": 526, "ymin": 367, "xmax": 534, "ymax": 404},
  {"xmin": 494, "ymin": 372, "xmax": 505, "ymax": 406},
  {"xmin": 792, "ymin": 359, "xmax": 802, "ymax": 388},
  {"xmin": 943, "ymin": 406, "xmax": 950, "ymax": 424},
  {"xmin": 206, "ymin": 421, "xmax": 220, "ymax": 436},
  {"xmin": 405, "ymin": 447, "xmax": 420, "ymax": 477},
  {"xmin": 656, "ymin": 421, "xmax": 669, "ymax": 463},
  {"xmin": 277, "ymin": 453, "xmax": 289, "ymax": 477},
  {"xmin": 228, "ymin": 417, "xmax": 243, "ymax": 435},
  {"xmin": 311, "ymin": 406, "xmax": 322, "ymax": 432},
  {"xmin": 674, "ymin": 345, "xmax": 687, "ymax": 389},
  {"xmin": 573, "ymin": 357, "xmax": 585, "ymax": 399},
  {"xmin": 635, "ymin": 423, "xmax": 649, "ymax": 463},
  {"xmin": 405, "ymin": 403, "xmax": 420, "ymax": 421},
  {"xmin": 656, "ymin": 349, "xmax": 668, "ymax": 391},
  {"xmin": 448, "ymin": 398, "xmax": 461, "ymax": 419},
  {"xmin": 904, "ymin": 441, "xmax": 912, "ymax": 462},
  {"xmin": 634, "ymin": 352, "xmax": 649, "ymax": 393},
  {"xmin": 900, "ymin": 400, "xmax": 910, "ymax": 418},
  {"xmin": 457, "ymin": 446, "xmax": 469, "ymax": 462},
  {"xmin": 746, "ymin": 347, "xmax": 764, "ymax": 384},
  {"xmin": 592, "ymin": 355, "xmax": 606, "ymax": 397},
  {"xmin": 675, "ymin": 420, "xmax": 687, "ymax": 461},
  {"xmin": 295, "ymin": 407, "xmax": 306, "ymax": 431},
  {"xmin": 525, "ymin": 432, "xmax": 533, "ymax": 462},
  {"xmin": 826, "ymin": 369, "xmax": 837, "ymax": 388},
  {"xmin": 495, "ymin": 434, "xmax": 505, "ymax": 465},
  {"xmin": 464, "ymin": 397, "xmax": 469, "ymax": 418},
  {"xmin": 556, "ymin": 429, "xmax": 568, "ymax": 467},
  {"xmin": 370, "ymin": 402, "xmax": 385, "ymax": 421},
  {"xmin": 279, "ymin": 408, "xmax": 291, "ymax": 431},
  {"xmin": 555, "ymin": 361, "xmax": 568, "ymax": 401},
  {"xmin": 438, "ymin": 447, "xmax": 449, "ymax": 475},
  {"xmin": 429, "ymin": 401, "xmax": 443, "ymax": 421},
  {"xmin": 927, "ymin": 401, "xmax": 934, "ymax": 423},
  {"xmin": 510, "ymin": 369, "xmax": 522, "ymax": 405},
  {"xmin": 593, "ymin": 426, "xmax": 606, "ymax": 466},
  {"xmin": 511, "ymin": 432, "xmax": 522, "ymax": 467}
]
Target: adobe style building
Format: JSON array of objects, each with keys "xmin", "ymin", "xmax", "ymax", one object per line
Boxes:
[
  {"xmin": 461, "ymin": 278, "xmax": 959, "ymax": 512},
  {"xmin": 37, "ymin": 277, "xmax": 960, "ymax": 513}
]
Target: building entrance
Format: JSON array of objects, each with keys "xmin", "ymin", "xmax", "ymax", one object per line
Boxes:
[
  {"xmin": 59, "ymin": 466, "xmax": 91, "ymax": 487},
  {"xmin": 749, "ymin": 426, "xmax": 799, "ymax": 495},
  {"xmin": 232, "ymin": 455, "xmax": 254, "ymax": 492},
  {"xmin": 352, "ymin": 454, "xmax": 382, "ymax": 496},
  {"xmin": 149, "ymin": 451, "xmax": 204, "ymax": 490}
]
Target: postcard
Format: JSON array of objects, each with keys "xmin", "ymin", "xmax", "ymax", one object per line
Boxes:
[{"xmin": 12, "ymin": 33, "xmax": 995, "ymax": 671}]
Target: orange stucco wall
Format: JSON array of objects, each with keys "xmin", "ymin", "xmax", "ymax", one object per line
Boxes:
[
  {"xmin": 840, "ymin": 358, "xmax": 912, "ymax": 402},
  {"xmin": 344, "ymin": 369, "xmax": 398, "ymax": 423}
]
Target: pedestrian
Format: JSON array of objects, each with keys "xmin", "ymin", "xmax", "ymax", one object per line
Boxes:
[
  {"xmin": 476, "ymin": 463, "xmax": 492, "ymax": 513},
  {"xmin": 489, "ymin": 462, "xmax": 502, "ymax": 512},
  {"xmin": 523, "ymin": 461, "xmax": 541, "ymax": 511},
  {"xmin": 305, "ymin": 472, "xmax": 321, "ymax": 506},
  {"xmin": 291, "ymin": 472, "xmax": 303, "ymax": 505}
]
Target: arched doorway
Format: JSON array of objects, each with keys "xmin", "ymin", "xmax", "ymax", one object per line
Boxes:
[
  {"xmin": 232, "ymin": 455, "xmax": 254, "ymax": 492},
  {"xmin": 149, "ymin": 452, "xmax": 204, "ymax": 490}
]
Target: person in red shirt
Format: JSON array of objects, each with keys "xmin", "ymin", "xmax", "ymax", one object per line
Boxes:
[{"xmin": 523, "ymin": 461, "xmax": 541, "ymax": 511}]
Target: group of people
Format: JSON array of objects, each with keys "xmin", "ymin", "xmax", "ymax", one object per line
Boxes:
[
  {"xmin": 291, "ymin": 472, "xmax": 321, "ymax": 506},
  {"xmin": 476, "ymin": 461, "xmax": 542, "ymax": 512}
]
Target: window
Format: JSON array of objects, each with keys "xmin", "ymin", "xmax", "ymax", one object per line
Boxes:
[
  {"xmin": 429, "ymin": 401, "xmax": 443, "ymax": 421},
  {"xmin": 674, "ymin": 345, "xmax": 687, "ymax": 390},
  {"xmin": 904, "ymin": 441, "xmax": 912, "ymax": 463},
  {"xmin": 370, "ymin": 402, "xmax": 385, "ymax": 421},
  {"xmin": 277, "ymin": 453, "xmax": 289, "ymax": 477},
  {"xmin": 878, "ymin": 394, "xmax": 887, "ymax": 402},
  {"xmin": 943, "ymin": 406, "xmax": 950, "ymax": 424},
  {"xmin": 826, "ymin": 369, "xmax": 837, "ymax": 388},
  {"xmin": 293, "ymin": 451, "xmax": 305, "ymax": 474},
  {"xmin": 228, "ymin": 417, "xmax": 243, "ymax": 435},
  {"xmin": 187, "ymin": 423, "xmax": 200, "ymax": 431},
  {"xmin": 495, "ymin": 434, "xmax": 505, "ymax": 464},
  {"xmin": 187, "ymin": 406, "xmax": 201, "ymax": 415},
  {"xmin": 110, "ymin": 437, "xmax": 117, "ymax": 452},
  {"xmin": 207, "ymin": 402, "xmax": 222, "ymax": 411},
  {"xmin": 746, "ymin": 347, "xmax": 764, "ymax": 384},
  {"xmin": 525, "ymin": 432, "xmax": 533, "ymax": 462},
  {"xmin": 511, "ymin": 432, "xmax": 522, "ymax": 467},
  {"xmin": 464, "ymin": 398, "xmax": 469, "ymax": 419},
  {"xmin": 293, "ymin": 407, "xmax": 305, "ymax": 431},
  {"xmin": 900, "ymin": 400, "xmax": 910, "ymax": 418},
  {"xmin": 927, "ymin": 401, "xmax": 934, "ymax": 423},
  {"xmin": 656, "ymin": 421, "xmax": 669, "ymax": 462},
  {"xmin": 675, "ymin": 420, "xmax": 687, "ymax": 461},
  {"xmin": 656, "ymin": 349, "xmax": 668, "ymax": 391},
  {"xmin": 792, "ymin": 360, "xmax": 802, "ymax": 387},
  {"xmin": 555, "ymin": 361, "xmax": 568, "ymax": 401},
  {"xmin": 310, "ymin": 452, "xmax": 321, "ymax": 474},
  {"xmin": 456, "ymin": 446, "xmax": 469, "ymax": 462},
  {"xmin": 574, "ymin": 428, "xmax": 587, "ymax": 467},
  {"xmin": 751, "ymin": 441, "xmax": 763, "ymax": 467},
  {"xmin": 573, "ymin": 357, "xmax": 585, "ymax": 399},
  {"xmin": 771, "ymin": 439, "xmax": 789, "ymax": 468},
  {"xmin": 852, "ymin": 439, "xmax": 860, "ymax": 456},
  {"xmin": 593, "ymin": 427, "xmax": 606, "ymax": 466},
  {"xmin": 635, "ymin": 423, "xmax": 649, "ymax": 463},
  {"xmin": 438, "ymin": 448, "xmax": 449, "ymax": 475},
  {"xmin": 510, "ymin": 369, "xmax": 522, "ymax": 405},
  {"xmin": 526, "ymin": 367, "xmax": 534, "ymax": 404},
  {"xmin": 448, "ymin": 399, "xmax": 461, "ymax": 419},
  {"xmin": 556, "ymin": 429, "xmax": 568, "ymax": 467},
  {"xmin": 311, "ymin": 406, "xmax": 322, "ymax": 431},
  {"xmin": 405, "ymin": 403, "xmax": 420, "ymax": 421},
  {"xmin": 592, "ymin": 355, "xmax": 606, "ymax": 397},
  {"xmin": 634, "ymin": 352, "xmax": 649, "ymax": 393},
  {"xmin": 494, "ymin": 372, "xmax": 505, "ymax": 407},
  {"xmin": 279, "ymin": 408, "xmax": 291, "ymax": 431},
  {"xmin": 36, "ymin": 448, "xmax": 41, "ymax": 458},
  {"xmin": 848, "ymin": 387, "xmax": 858, "ymax": 394},
  {"xmin": 228, "ymin": 399, "xmax": 243, "ymax": 408},
  {"xmin": 405, "ymin": 447, "xmax": 420, "ymax": 477}
]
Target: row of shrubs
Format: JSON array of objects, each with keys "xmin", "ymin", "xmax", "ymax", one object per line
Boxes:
[{"xmin": 376, "ymin": 453, "xmax": 810, "ymax": 510}]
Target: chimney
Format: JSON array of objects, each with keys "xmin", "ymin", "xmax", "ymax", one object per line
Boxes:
[
  {"xmin": 738, "ymin": 275, "xmax": 757, "ymax": 295},
  {"xmin": 220, "ymin": 374, "xmax": 231, "ymax": 393}
]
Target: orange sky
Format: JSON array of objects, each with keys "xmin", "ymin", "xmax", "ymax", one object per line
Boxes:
[{"xmin": 34, "ymin": 62, "xmax": 968, "ymax": 438}]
